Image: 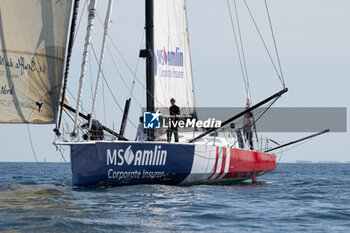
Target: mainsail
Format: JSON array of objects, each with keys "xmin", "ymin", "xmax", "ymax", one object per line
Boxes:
[
  {"xmin": 153, "ymin": 0, "xmax": 196, "ymax": 117},
  {"xmin": 0, "ymin": 0, "xmax": 73, "ymax": 123}
]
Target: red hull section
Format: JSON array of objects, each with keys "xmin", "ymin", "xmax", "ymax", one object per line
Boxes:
[{"xmin": 208, "ymin": 148, "xmax": 276, "ymax": 180}]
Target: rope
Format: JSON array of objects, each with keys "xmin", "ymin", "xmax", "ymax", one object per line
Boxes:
[
  {"xmin": 55, "ymin": 145, "xmax": 72, "ymax": 175},
  {"xmin": 276, "ymin": 149, "xmax": 283, "ymax": 168},
  {"xmin": 26, "ymin": 124, "xmax": 43, "ymax": 171}
]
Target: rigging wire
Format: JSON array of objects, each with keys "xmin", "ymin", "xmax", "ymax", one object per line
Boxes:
[
  {"xmin": 73, "ymin": 0, "xmax": 88, "ymax": 44},
  {"xmin": 70, "ymin": 9, "xmax": 146, "ymax": 138},
  {"xmin": 90, "ymin": 43, "xmax": 139, "ymax": 130},
  {"xmin": 264, "ymin": 0, "xmax": 285, "ymax": 88},
  {"xmin": 233, "ymin": 0, "xmax": 251, "ymax": 99},
  {"xmin": 242, "ymin": 0, "xmax": 284, "ymax": 86},
  {"xmin": 63, "ymin": 109, "xmax": 86, "ymax": 139},
  {"xmin": 106, "ymin": 29, "xmax": 168, "ymax": 109},
  {"xmin": 66, "ymin": 87, "xmax": 88, "ymax": 114},
  {"xmin": 94, "ymin": 10, "xmax": 144, "ymax": 106},
  {"xmin": 275, "ymin": 137, "xmax": 313, "ymax": 154},
  {"xmin": 226, "ymin": 0, "xmax": 287, "ymax": 148},
  {"xmin": 130, "ymin": 29, "xmax": 145, "ymax": 99},
  {"xmin": 253, "ymin": 95, "xmax": 280, "ymax": 124},
  {"xmin": 95, "ymin": 10, "xmax": 170, "ymax": 135},
  {"xmin": 226, "ymin": 0, "xmax": 250, "ymax": 98},
  {"xmin": 105, "ymin": 45, "xmax": 143, "ymax": 107},
  {"xmin": 94, "ymin": 9, "xmax": 174, "ymax": 138}
]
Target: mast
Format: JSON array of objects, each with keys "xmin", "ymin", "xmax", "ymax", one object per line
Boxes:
[
  {"xmin": 71, "ymin": 0, "xmax": 96, "ymax": 137},
  {"xmin": 54, "ymin": 0, "xmax": 80, "ymax": 135},
  {"xmin": 89, "ymin": 0, "xmax": 114, "ymax": 132},
  {"xmin": 139, "ymin": 0, "xmax": 155, "ymax": 140}
]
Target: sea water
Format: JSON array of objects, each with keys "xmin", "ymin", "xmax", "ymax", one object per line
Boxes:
[{"xmin": 0, "ymin": 163, "xmax": 349, "ymax": 232}]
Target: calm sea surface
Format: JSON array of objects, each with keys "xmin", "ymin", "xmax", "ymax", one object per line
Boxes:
[{"xmin": 0, "ymin": 163, "xmax": 349, "ymax": 232}]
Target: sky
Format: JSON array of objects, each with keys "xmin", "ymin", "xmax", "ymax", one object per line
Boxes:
[{"xmin": 0, "ymin": 0, "xmax": 349, "ymax": 162}]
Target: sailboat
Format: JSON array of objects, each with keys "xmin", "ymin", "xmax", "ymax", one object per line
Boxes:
[{"xmin": 1, "ymin": 0, "xmax": 288, "ymax": 187}]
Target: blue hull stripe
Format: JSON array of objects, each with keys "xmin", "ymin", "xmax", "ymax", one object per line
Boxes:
[{"xmin": 71, "ymin": 142, "xmax": 195, "ymax": 187}]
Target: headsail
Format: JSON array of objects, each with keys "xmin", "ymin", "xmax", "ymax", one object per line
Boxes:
[
  {"xmin": 0, "ymin": 0, "xmax": 73, "ymax": 123},
  {"xmin": 153, "ymin": 0, "xmax": 196, "ymax": 117}
]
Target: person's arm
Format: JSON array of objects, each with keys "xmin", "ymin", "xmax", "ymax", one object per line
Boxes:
[
  {"xmin": 238, "ymin": 124, "xmax": 248, "ymax": 131},
  {"xmin": 135, "ymin": 124, "xmax": 142, "ymax": 140},
  {"xmin": 173, "ymin": 106, "xmax": 180, "ymax": 117},
  {"xmin": 176, "ymin": 106, "xmax": 180, "ymax": 115},
  {"xmin": 81, "ymin": 123, "xmax": 88, "ymax": 129}
]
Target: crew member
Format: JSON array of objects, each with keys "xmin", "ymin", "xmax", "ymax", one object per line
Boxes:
[
  {"xmin": 230, "ymin": 123, "xmax": 244, "ymax": 149},
  {"xmin": 239, "ymin": 112, "xmax": 254, "ymax": 150},
  {"xmin": 167, "ymin": 98, "xmax": 180, "ymax": 142},
  {"xmin": 135, "ymin": 116, "xmax": 147, "ymax": 141},
  {"xmin": 81, "ymin": 114, "xmax": 104, "ymax": 140}
]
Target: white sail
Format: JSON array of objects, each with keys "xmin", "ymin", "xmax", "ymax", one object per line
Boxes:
[
  {"xmin": 0, "ymin": 0, "xmax": 73, "ymax": 123},
  {"xmin": 154, "ymin": 0, "xmax": 196, "ymax": 117}
]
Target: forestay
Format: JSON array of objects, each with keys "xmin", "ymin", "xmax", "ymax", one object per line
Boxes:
[
  {"xmin": 153, "ymin": 0, "xmax": 196, "ymax": 117},
  {"xmin": 0, "ymin": 0, "xmax": 73, "ymax": 123}
]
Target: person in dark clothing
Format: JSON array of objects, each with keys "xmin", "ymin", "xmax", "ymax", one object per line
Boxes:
[
  {"xmin": 239, "ymin": 112, "xmax": 254, "ymax": 150},
  {"xmin": 230, "ymin": 123, "xmax": 244, "ymax": 149},
  {"xmin": 81, "ymin": 114, "xmax": 104, "ymax": 141},
  {"xmin": 167, "ymin": 98, "xmax": 180, "ymax": 142}
]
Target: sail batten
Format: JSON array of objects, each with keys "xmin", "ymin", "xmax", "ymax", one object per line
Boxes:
[
  {"xmin": 0, "ymin": 0, "xmax": 73, "ymax": 124},
  {"xmin": 153, "ymin": 0, "xmax": 195, "ymax": 117}
]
